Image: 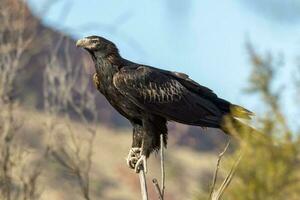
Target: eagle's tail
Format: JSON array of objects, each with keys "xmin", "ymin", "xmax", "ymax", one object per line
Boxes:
[
  {"xmin": 229, "ymin": 104, "xmax": 254, "ymax": 120},
  {"xmin": 221, "ymin": 116, "xmax": 268, "ymax": 142},
  {"xmin": 220, "ymin": 104, "xmax": 256, "ymax": 135}
]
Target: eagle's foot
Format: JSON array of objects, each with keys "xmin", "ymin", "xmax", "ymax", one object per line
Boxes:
[
  {"xmin": 126, "ymin": 148, "xmax": 147, "ymax": 173},
  {"xmin": 135, "ymin": 155, "xmax": 147, "ymax": 173},
  {"xmin": 126, "ymin": 147, "xmax": 141, "ymax": 169}
]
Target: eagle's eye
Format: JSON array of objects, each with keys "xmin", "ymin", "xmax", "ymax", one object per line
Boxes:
[{"xmin": 76, "ymin": 36, "xmax": 118, "ymax": 55}]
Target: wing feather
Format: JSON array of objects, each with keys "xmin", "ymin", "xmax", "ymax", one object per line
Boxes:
[{"xmin": 113, "ymin": 66, "xmax": 224, "ymax": 127}]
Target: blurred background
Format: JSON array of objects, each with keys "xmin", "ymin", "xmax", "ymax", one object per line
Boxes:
[{"xmin": 1, "ymin": 0, "xmax": 300, "ymax": 199}]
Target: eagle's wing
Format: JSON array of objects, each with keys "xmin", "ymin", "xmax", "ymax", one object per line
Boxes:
[{"xmin": 113, "ymin": 66, "xmax": 228, "ymax": 127}]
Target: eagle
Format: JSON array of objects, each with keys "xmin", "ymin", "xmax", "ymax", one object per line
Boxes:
[{"xmin": 76, "ymin": 36, "xmax": 252, "ymax": 173}]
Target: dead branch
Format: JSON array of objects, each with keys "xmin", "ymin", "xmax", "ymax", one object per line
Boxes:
[
  {"xmin": 209, "ymin": 140, "xmax": 230, "ymax": 199},
  {"xmin": 160, "ymin": 133, "xmax": 165, "ymax": 198},
  {"xmin": 209, "ymin": 140, "xmax": 242, "ymax": 200},
  {"xmin": 212, "ymin": 154, "xmax": 242, "ymax": 200},
  {"xmin": 152, "ymin": 179, "xmax": 163, "ymax": 200},
  {"xmin": 43, "ymin": 36, "xmax": 97, "ymax": 200},
  {"xmin": 139, "ymin": 168, "xmax": 149, "ymax": 200},
  {"xmin": 0, "ymin": 1, "xmax": 41, "ymax": 199},
  {"xmin": 151, "ymin": 133, "xmax": 165, "ymax": 200}
]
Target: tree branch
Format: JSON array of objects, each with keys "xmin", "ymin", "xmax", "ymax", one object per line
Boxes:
[
  {"xmin": 152, "ymin": 178, "xmax": 163, "ymax": 200},
  {"xmin": 209, "ymin": 139, "xmax": 242, "ymax": 200},
  {"xmin": 160, "ymin": 133, "xmax": 165, "ymax": 198},
  {"xmin": 152, "ymin": 133, "xmax": 165, "ymax": 200},
  {"xmin": 209, "ymin": 140, "xmax": 230, "ymax": 199},
  {"xmin": 139, "ymin": 168, "xmax": 148, "ymax": 200}
]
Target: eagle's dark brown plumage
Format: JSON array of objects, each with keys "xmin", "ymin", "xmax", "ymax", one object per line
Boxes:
[{"xmin": 76, "ymin": 36, "xmax": 252, "ymax": 172}]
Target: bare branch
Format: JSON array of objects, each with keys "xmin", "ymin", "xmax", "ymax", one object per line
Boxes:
[
  {"xmin": 160, "ymin": 133, "xmax": 165, "ymax": 199},
  {"xmin": 151, "ymin": 133, "xmax": 165, "ymax": 200},
  {"xmin": 209, "ymin": 140, "xmax": 242, "ymax": 200},
  {"xmin": 212, "ymin": 153, "xmax": 242, "ymax": 200},
  {"xmin": 139, "ymin": 169, "xmax": 149, "ymax": 200},
  {"xmin": 152, "ymin": 178, "xmax": 163, "ymax": 200},
  {"xmin": 209, "ymin": 140, "xmax": 230, "ymax": 199}
]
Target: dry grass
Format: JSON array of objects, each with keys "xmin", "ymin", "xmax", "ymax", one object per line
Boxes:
[{"xmin": 11, "ymin": 107, "xmax": 218, "ymax": 200}]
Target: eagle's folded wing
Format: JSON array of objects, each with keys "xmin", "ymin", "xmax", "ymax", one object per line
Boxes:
[{"xmin": 113, "ymin": 66, "xmax": 224, "ymax": 127}]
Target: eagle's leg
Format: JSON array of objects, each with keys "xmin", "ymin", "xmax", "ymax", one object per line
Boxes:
[
  {"xmin": 133, "ymin": 116, "xmax": 168, "ymax": 173},
  {"xmin": 128, "ymin": 116, "xmax": 166, "ymax": 173},
  {"xmin": 126, "ymin": 123, "xmax": 143, "ymax": 170},
  {"xmin": 133, "ymin": 117, "xmax": 159, "ymax": 174},
  {"xmin": 133, "ymin": 139, "xmax": 151, "ymax": 173}
]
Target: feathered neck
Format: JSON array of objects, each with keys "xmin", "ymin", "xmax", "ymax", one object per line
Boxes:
[
  {"xmin": 90, "ymin": 51, "xmax": 122, "ymax": 74},
  {"xmin": 88, "ymin": 47, "xmax": 122, "ymax": 64}
]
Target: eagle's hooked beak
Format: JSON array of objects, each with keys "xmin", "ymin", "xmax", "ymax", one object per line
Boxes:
[{"xmin": 76, "ymin": 38, "xmax": 90, "ymax": 48}]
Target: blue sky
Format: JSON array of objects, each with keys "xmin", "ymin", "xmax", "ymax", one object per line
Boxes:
[{"xmin": 27, "ymin": 0, "xmax": 300, "ymax": 115}]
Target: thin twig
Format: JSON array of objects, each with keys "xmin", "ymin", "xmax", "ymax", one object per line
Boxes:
[
  {"xmin": 160, "ymin": 133, "xmax": 165, "ymax": 199},
  {"xmin": 212, "ymin": 153, "xmax": 242, "ymax": 200},
  {"xmin": 152, "ymin": 133, "xmax": 166, "ymax": 200},
  {"xmin": 152, "ymin": 178, "xmax": 163, "ymax": 200},
  {"xmin": 209, "ymin": 140, "xmax": 230, "ymax": 200},
  {"xmin": 139, "ymin": 168, "xmax": 148, "ymax": 200}
]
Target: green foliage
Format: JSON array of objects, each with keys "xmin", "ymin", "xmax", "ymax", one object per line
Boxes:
[
  {"xmin": 225, "ymin": 132, "xmax": 300, "ymax": 200},
  {"xmin": 195, "ymin": 42, "xmax": 300, "ymax": 200},
  {"xmin": 224, "ymin": 43, "xmax": 300, "ymax": 200}
]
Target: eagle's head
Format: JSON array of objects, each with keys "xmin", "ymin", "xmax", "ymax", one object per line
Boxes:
[{"xmin": 76, "ymin": 36, "xmax": 119, "ymax": 58}]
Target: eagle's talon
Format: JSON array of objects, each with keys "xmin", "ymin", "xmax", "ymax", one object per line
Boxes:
[
  {"xmin": 128, "ymin": 157, "xmax": 139, "ymax": 169},
  {"xmin": 126, "ymin": 147, "xmax": 141, "ymax": 169},
  {"xmin": 134, "ymin": 155, "xmax": 147, "ymax": 173}
]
